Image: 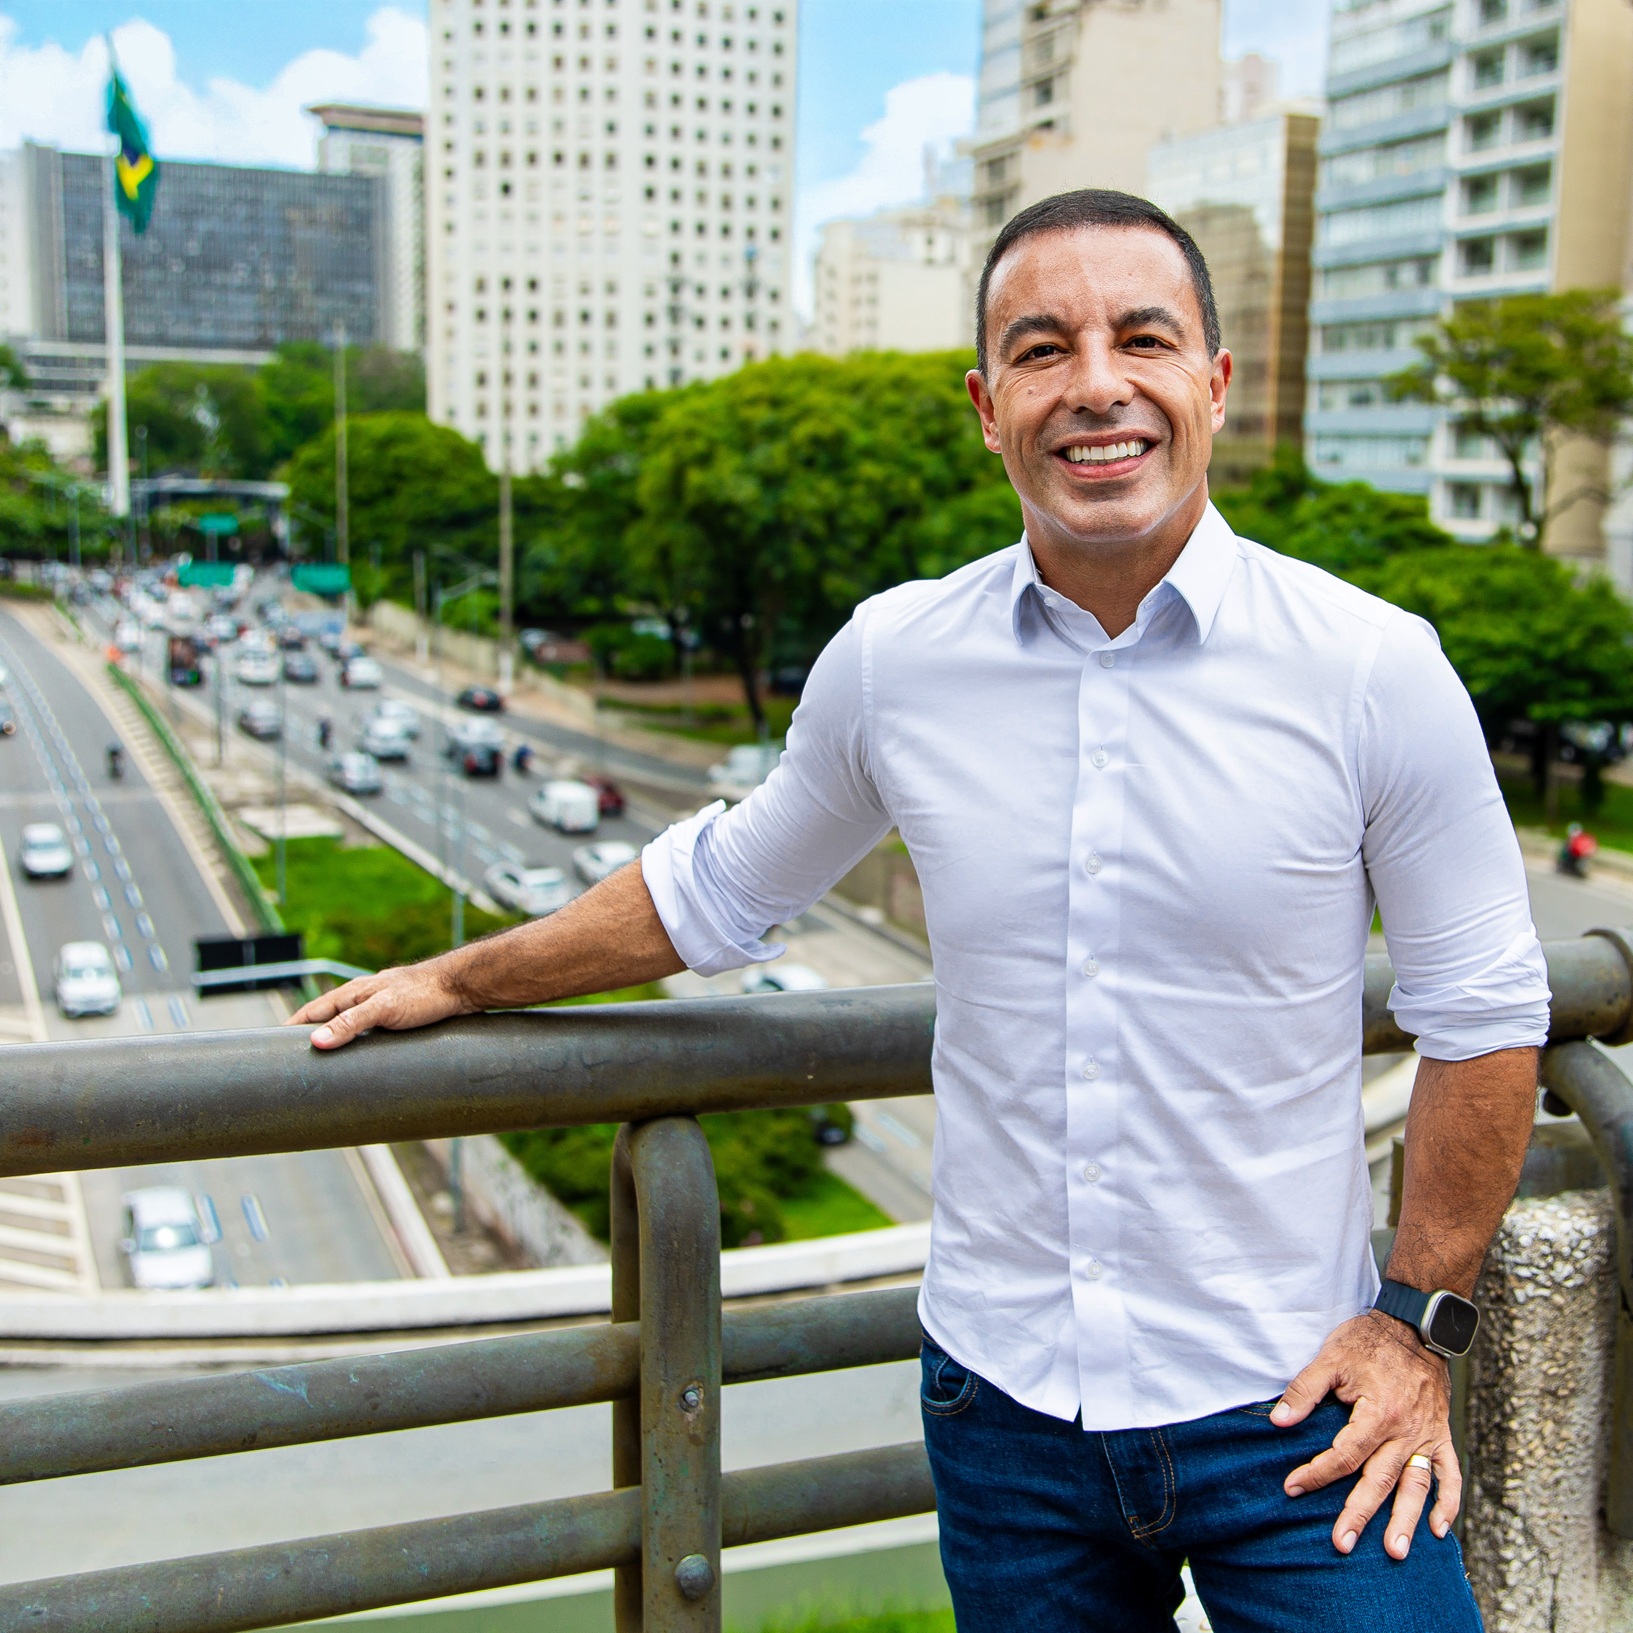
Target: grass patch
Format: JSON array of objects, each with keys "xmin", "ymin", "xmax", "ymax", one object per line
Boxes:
[
  {"xmin": 780, "ymin": 1168, "xmax": 895, "ymax": 1240},
  {"xmin": 1499, "ymin": 775, "xmax": 1633, "ymax": 854},
  {"xmin": 613, "ymin": 695, "xmax": 798, "ymax": 747},
  {"xmin": 253, "ymin": 835, "xmax": 519, "ymax": 972}
]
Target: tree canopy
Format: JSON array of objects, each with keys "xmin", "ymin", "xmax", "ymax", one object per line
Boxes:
[{"xmin": 1387, "ymin": 290, "xmax": 1633, "ymax": 549}]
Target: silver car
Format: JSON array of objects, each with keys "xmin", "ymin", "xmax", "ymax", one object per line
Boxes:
[
  {"xmin": 483, "ymin": 862, "xmax": 571, "ymax": 916},
  {"xmin": 120, "ymin": 1187, "xmax": 214, "ymax": 1290},
  {"xmin": 572, "ymin": 840, "xmax": 638, "ymax": 885},
  {"xmin": 54, "ymin": 940, "xmax": 121, "ymax": 1018},
  {"xmin": 19, "ymin": 822, "xmax": 73, "ymax": 879},
  {"xmin": 370, "ymin": 699, "xmax": 421, "ymax": 739},
  {"xmin": 358, "ymin": 719, "xmax": 412, "ymax": 761},
  {"xmin": 328, "ymin": 751, "xmax": 383, "ymax": 795}
]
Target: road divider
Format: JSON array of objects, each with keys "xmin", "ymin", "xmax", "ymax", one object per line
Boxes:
[{"xmin": 0, "ymin": 1221, "xmax": 931, "ymax": 1339}]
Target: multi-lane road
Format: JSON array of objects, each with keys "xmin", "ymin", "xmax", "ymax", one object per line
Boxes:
[
  {"xmin": 102, "ymin": 592, "xmax": 684, "ymax": 912},
  {"xmin": 0, "ymin": 604, "xmax": 404, "ymax": 1293}
]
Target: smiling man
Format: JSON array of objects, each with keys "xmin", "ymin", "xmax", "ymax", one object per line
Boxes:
[{"xmin": 292, "ymin": 190, "xmax": 1548, "ymax": 1630}]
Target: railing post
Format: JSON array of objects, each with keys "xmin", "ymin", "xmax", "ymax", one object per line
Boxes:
[
  {"xmin": 630, "ymin": 1116, "xmax": 722, "ymax": 1632},
  {"xmin": 611, "ymin": 1125, "xmax": 642, "ymax": 1631}
]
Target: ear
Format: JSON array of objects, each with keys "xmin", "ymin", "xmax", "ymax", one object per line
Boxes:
[
  {"xmin": 966, "ymin": 369, "xmax": 1003, "ymax": 455},
  {"xmin": 1210, "ymin": 348, "xmax": 1232, "ymax": 435}
]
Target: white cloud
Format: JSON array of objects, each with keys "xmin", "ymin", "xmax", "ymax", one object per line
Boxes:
[
  {"xmin": 0, "ymin": 8, "xmax": 427, "ymax": 169},
  {"xmin": 794, "ymin": 71, "xmax": 975, "ymax": 322}
]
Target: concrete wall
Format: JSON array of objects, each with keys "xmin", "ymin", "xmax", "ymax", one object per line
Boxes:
[
  {"xmin": 1466, "ymin": 1189, "xmax": 1633, "ymax": 1629},
  {"xmin": 423, "ymin": 1135, "xmax": 606, "ymax": 1270}
]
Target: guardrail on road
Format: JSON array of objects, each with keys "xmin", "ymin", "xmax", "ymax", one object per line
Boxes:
[{"xmin": 2, "ymin": 944, "xmax": 1633, "ymax": 1629}]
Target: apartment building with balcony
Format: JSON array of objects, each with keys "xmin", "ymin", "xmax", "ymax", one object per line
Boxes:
[
  {"xmin": 427, "ymin": 0, "xmax": 797, "ymax": 471},
  {"xmin": 1307, "ymin": 0, "xmax": 1633, "ymax": 556}
]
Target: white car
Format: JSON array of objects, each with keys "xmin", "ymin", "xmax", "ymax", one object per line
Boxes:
[
  {"xmin": 120, "ymin": 1187, "xmax": 214, "ymax": 1290},
  {"xmin": 483, "ymin": 862, "xmax": 572, "ymax": 916},
  {"xmin": 114, "ymin": 620, "xmax": 143, "ymax": 653},
  {"xmin": 235, "ymin": 651, "xmax": 278, "ymax": 687},
  {"xmin": 328, "ymin": 751, "xmax": 383, "ymax": 795},
  {"xmin": 358, "ymin": 719, "xmax": 412, "ymax": 761},
  {"xmin": 54, "ymin": 940, "xmax": 121, "ymax": 1018},
  {"xmin": 370, "ymin": 699, "xmax": 421, "ymax": 739},
  {"xmin": 708, "ymin": 742, "xmax": 783, "ymax": 797},
  {"xmin": 530, "ymin": 779, "xmax": 600, "ymax": 834},
  {"xmin": 342, "ymin": 656, "xmax": 383, "ymax": 689},
  {"xmin": 445, "ymin": 717, "xmax": 504, "ymax": 755},
  {"xmin": 573, "ymin": 840, "xmax": 638, "ymax": 885},
  {"xmin": 741, "ymin": 962, "xmax": 831, "ymax": 996},
  {"xmin": 19, "ymin": 823, "xmax": 73, "ymax": 879}
]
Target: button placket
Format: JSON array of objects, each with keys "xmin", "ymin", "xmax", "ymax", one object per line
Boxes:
[{"xmin": 1065, "ymin": 641, "xmax": 1131, "ymax": 1349}]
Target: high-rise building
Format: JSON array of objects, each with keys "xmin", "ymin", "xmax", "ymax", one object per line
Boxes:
[
  {"xmin": 0, "ymin": 143, "xmax": 393, "ymax": 457},
  {"xmin": 426, "ymin": 0, "xmax": 798, "ymax": 472},
  {"xmin": 1307, "ymin": 0, "xmax": 1633, "ymax": 559},
  {"xmin": 969, "ymin": 0, "xmax": 1226, "ymax": 244},
  {"xmin": 811, "ymin": 195, "xmax": 973, "ymax": 357},
  {"xmin": 310, "ymin": 103, "xmax": 427, "ymax": 355},
  {"xmin": 1148, "ymin": 109, "xmax": 1321, "ymax": 485}
]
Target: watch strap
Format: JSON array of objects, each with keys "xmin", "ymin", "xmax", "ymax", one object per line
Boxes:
[{"xmin": 1373, "ymin": 1278, "xmax": 1431, "ymax": 1336}]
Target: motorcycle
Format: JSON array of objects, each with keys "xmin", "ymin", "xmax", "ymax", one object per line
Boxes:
[
  {"xmin": 107, "ymin": 743, "xmax": 124, "ymax": 780},
  {"xmin": 1558, "ymin": 822, "xmax": 1598, "ymax": 879}
]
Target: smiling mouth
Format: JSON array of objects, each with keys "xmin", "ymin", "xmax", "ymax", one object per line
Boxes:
[{"xmin": 1057, "ymin": 439, "xmax": 1153, "ymax": 471}]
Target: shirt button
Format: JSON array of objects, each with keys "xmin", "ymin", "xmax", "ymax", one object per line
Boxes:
[
  {"xmin": 1085, "ymin": 854, "xmax": 1102, "ymax": 876},
  {"xmin": 1085, "ymin": 1259, "xmax": 1104, "ymax": 1280},
  {"xmin": 1091, "ymin": 749, "xmax": 1109, "ymax": 770},
  {"xmin": 1098, "ymin": 652, "xmax": 1116, "ymax": 669},
  {"xmin": 1082, "ymin": 1060, "xmax": 1100, "ymax": 1081},
  {"xmin": 1083, "ymin": 957, "xmax": 1099, "ymax": 978},
  {"xmin": 1084, "ymin": 1163, "xmax": 1102, "ymax": 1183}
]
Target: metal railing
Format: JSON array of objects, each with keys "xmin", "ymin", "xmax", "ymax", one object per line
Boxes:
[{"xmin": 0, "ymin": 933, "xmax": 1631, "ymax": 1629}]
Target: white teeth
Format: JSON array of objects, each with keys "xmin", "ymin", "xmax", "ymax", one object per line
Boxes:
[{"xmin": 1065, "ymin": 440, "xmax": 1148, "ymax": 464}]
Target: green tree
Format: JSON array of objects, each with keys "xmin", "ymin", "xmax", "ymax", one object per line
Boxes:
[
  {"xmin": 0, "ymin": 344, "xmax": 27, "ymax": 393},
  {"xmin": 283, "ymin": 412, "xmax": 496, "ymax": 591},
  {"xmin": 259, "ymin": 342, "xmax": 426, "ymax": 474},
  {"xmin": 1387, "ymin": 290, "xmax": 1633, "ymax": 549},
  {"xmin": 632, "ymin": 351, "xmax": 1009, "ymax": 726},
  {"xmin": 92, "ymin": 362, "xmax": 266, "ymax": 478}
]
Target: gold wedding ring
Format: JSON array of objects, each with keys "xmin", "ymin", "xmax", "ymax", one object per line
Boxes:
[{"xmin": 1406, "ymin": 1454, "xmax": 1433, "ymax": 1472}]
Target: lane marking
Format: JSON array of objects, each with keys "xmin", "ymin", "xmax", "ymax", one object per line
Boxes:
[
  {"xmin": 0, "ymin": 831, "xmax": 46, "ymax": 1044},
  {"xmin": 197, "ymin": 1193, "xmax": 222, "ymax": 1244},
  {"xmin": 241, "ymin": 1194, "xmax": 269, "ymax": 1242},
  {"xmin": 133, "ymin": 997, "xmax": 153, "ymax": 1030},
  {"xmin": 113, "ymin": 945, "xmax": 132, "ymax": 974},
  {"xmin": 147, "ymin": 944, "xmax": 168, "ymax": 973},
  {"xmin": 167, "ymin": 995, "xmax": 189, "ymax": 1030}
]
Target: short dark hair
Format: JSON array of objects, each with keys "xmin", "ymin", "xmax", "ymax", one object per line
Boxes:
[{"xmin": 974, "ymin": 189, "xmax": 1220, "ymax": 375}]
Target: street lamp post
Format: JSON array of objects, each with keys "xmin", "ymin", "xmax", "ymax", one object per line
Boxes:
[{"xmin": 275, "ymin": 656, "xmax": 288, "ymax": 907}]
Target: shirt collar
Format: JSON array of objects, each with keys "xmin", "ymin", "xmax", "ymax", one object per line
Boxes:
[{"xmin": 1009, "ymin": 500, "xmax": 1240, "ymax": 649}]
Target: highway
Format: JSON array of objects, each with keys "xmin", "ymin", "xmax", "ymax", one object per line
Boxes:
[
  {"xmin": 99, "ymin": 595, "xmax": 676, "ymax": 913},
  {"xmin": 0, "ymin": 605, "xmax": 404, "ymax": 1293}
]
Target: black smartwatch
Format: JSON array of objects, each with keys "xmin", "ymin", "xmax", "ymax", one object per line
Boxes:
[{"xmin": 1373, "ymin": 1279, "xmax": 1480, "ymax": 1358}]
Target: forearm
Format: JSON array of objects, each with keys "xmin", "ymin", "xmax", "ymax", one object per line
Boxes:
[
  {"xmin": 1388, "ymin": 1046, "xmax": 1538, "ymax": 1296},
  {"xmin": 440, "ymin": 858, "xmax": 685, "ymax": 1008}
]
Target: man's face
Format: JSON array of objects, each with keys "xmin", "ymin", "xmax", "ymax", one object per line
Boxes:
[{"xmin": 968, "ymin": 226, "xmax": 1230, "ymax": 552}]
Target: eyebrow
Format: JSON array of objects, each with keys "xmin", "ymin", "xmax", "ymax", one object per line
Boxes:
[{"xmin": 999, "ymin": 303, "xmax": 1190, "ymax": 358}]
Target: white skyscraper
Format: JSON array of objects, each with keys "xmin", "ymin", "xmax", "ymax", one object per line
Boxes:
[
  {"xmin": 310, "ymin": 104, "xmax": 427, "ymax": 355},
  {"xmin": 427, "ymin": 0, "xmax": 798, "ymax": 472}
]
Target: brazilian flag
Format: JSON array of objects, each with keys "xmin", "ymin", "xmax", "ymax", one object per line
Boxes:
[{"xmin": 107, "ymin": 66, "xmax": 158, "ymax": 234}]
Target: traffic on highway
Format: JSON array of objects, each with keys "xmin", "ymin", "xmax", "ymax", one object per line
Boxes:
[{"xmin": 0, "ymin": 588, "xmax": 405, "ymax": 1295}]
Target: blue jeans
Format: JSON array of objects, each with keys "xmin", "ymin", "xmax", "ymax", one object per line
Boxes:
[{"xmin": 920, "ymin": 1332, "xmax": 1482, "ymax": 1632}]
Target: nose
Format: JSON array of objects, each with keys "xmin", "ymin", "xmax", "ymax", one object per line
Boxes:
[{"xmin": 1062, "ymin": 335, "xmax": 1136, "ymax": 418}]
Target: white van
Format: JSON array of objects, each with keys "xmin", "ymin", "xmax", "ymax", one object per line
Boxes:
[{"xmin": 530, "ymin": 779, "xmax": 601, "ymax": 834}]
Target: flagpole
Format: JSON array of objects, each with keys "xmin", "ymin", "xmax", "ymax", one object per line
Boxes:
[{"xmin": 103, "ymin": 144, "xmax": 130, "ymax": 520}]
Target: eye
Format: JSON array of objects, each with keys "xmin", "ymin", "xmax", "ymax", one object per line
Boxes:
[
  {"xmin": 1127, "ymin": 334, "xmax": 1168, "ymax": 350},
  {"xmin": 1017, "ymin": 341, "xmax": 1064, "ymax": 362}
]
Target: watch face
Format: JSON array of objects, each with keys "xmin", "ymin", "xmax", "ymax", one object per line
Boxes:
[{"xmin": 1426, "ymin": 1293, "xmax": 1479, "ymax": 1357}]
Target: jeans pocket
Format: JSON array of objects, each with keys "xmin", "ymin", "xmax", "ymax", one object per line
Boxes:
[{"xmin": 920, "ymin": 1334, "xmax": 979, "ymax": 1417}]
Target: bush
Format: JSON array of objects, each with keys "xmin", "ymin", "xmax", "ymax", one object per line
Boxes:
[
  {"xmin": 502, "ymin": 1104, "xmax": 853, "ymax": 1248},
  {"xmin": 582, "ymin": 621, "xmax": 673, "ymax": 681}
]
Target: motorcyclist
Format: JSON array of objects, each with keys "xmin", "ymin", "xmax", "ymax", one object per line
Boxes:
[
  {"xmin": 512, "ymin": 741, "xmax": 533, "ymax": 774},
  {"xmin": 318, "ymin": 715, "xmax": 333, "ymax": 751},
  {"xmin": 1558, "ymin": 821, "xmax": 1598, "ymax": 879},
  {"xmin": 106, "ymin": 742, "xmax": 123, "ymax": 779}
]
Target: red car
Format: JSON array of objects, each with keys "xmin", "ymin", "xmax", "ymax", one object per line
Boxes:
[{"xmin": 584, "ymin": 775, "xmax": 625, "ymax": 816}]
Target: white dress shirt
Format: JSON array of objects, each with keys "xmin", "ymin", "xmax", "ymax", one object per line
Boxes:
[{"xmin": 641, "ymin": 503, "xmax": 1550, "ymax": 1431}]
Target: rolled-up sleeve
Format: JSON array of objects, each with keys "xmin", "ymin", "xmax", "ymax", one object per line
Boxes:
[
  {"xmin": 1359, "ymin": 610, "xmax": 1550, "ymax": 1060},
  {"xmin": 641, "ymin": 614, "xmax": 893, "ymax": 977}
]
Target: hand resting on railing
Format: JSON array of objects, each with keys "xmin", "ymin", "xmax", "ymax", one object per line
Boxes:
[{"xmin": 287, "ymin": 860, "xmax": 685, "ymax": 1048}]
